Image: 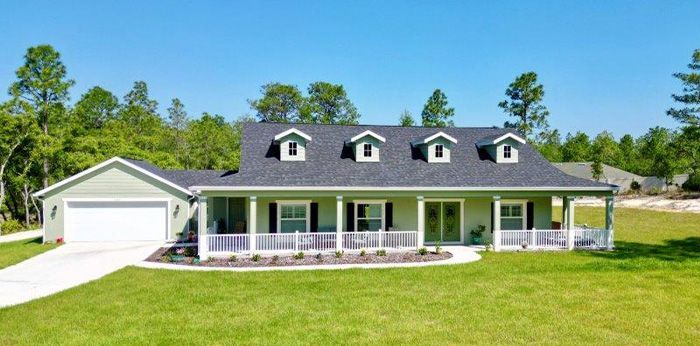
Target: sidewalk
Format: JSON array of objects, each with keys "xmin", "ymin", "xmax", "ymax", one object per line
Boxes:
[{"xmin": 0, "ymin": 230, "xmax": 42, "ymax": 244}]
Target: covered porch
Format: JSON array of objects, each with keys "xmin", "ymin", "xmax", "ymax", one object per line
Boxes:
[{"xmin": 195, "ymin": 191, "xmax": 615, "ymax": 258}]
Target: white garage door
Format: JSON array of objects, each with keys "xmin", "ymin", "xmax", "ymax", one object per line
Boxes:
[{"xmin": 65, "ymin": 200, "xmax": 168, "ymax": 241}]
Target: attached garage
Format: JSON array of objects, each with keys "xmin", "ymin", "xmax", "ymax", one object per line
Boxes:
[
  {"xmin": 34, "ymin": 157, "xmax": 194, "ymax": 243},
  {"xmin": 64, "ymin": 200, "xmax": 169, "ymax": 241}
]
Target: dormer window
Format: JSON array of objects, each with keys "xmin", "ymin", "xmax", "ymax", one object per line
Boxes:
[
  {"xmin": 350, "ymin": 130, "xmax": 385, "ymax": 162},
  {"xmin": 288, "ymin": 141, "xmax": 298, "ymax": 156},
  {"xmin": 503, "ymin": 145, "xmax": 511, "ymax": 159},
  {"xmin": 476, "ymin": 132, "xmax": 525, "ymax": 163},
  {"xmin": 363, "ymin": 143, "xmax": 373, "ymax": 158},
  {"xmin": 274, "ymin": 128, "xmax": 311, "ymax": 162},
  {"xmin": 435, "ymin": 144, "xmax": 444, "ymax": 158}
]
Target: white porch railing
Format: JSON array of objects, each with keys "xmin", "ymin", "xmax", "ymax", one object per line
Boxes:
[
  {"xmin": 498, "ymin": 228, "xmax": 609, "ymax": 250},
  {"xmin": 201, "ymin": 230, "xmax": 418, "ymax": 256}
]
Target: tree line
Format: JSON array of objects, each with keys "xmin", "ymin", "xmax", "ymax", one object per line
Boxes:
[{"xmin": 1, "ymin": 45, "xmax": 699, "ymax": 229}]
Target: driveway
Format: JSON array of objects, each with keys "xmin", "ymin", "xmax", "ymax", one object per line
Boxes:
[{"xmin": 0, "ymin": 241, "xmax": 162, "ymax": 308}]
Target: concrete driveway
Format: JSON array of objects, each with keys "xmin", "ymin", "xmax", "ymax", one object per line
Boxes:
[{"xmin": 0, "ymin": 241, "xmax": 162, "ymax": 308}]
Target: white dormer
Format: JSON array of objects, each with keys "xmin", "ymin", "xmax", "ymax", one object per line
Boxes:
[
  {"xmin": 412, "ymin": 131, "xmax": 458, "ymax": 163},
  {"xmin": 274, "ymin": 128, "xmax": 312, "ymax": 161},
  {"xmin": 476, "ymin": 132, "xmax": 526, "ymax": 163},
  {"xmin": 350, "ymin": 130, "xmax": 385, "ymax": 162}
]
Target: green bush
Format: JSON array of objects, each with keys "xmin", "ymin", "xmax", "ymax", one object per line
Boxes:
[
  {"xmin": 630, "ymin": 180, "xmax": 641, "ymax": 192},
  {"xmin": 417, "ymin": 247, "xmax": 428, "ymax": 256},
  {"xmin": 271, "ymin": 255, "xmax": 279, "ymax": 262},
  {"xmin": 682, "ymin": 174, "xmax": 700, "ymax": 192},
  {"xmin": 1, "ymin": 219, "xmax": 24, "ymax": 235},
  {"xmin": 229, "ymin": 254, "xmax": 237, "ymax": 262},
  {"xmin": 376, "ymin": 249, "xmax": 387, "ymax": 256},
  {"xmin": 315, "ymin": 253, "xmax": 323, "ymax": 261},
  {"xmin": 251, "ymin": 254, "xmax": 262, "ymax": 262},
  {"xmin": 293, "ymin": 252, "xmax": 304, "ymax": 260},
  {"xmin": 183, "ymin": 247, "xmax": 196, "ymax": 257},
  {"xmin": 334, "ymin": 250, "xmax": 343, "ymax": 258},
  {"xmin": 359, "ymin": 249, "xmax": 367, "ymax": 257}
]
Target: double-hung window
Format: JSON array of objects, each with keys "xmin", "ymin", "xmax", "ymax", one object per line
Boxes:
[
  {"xmin": 288, "ymin": 141, "xmax": 298, "ymax": 156},
  {"xmin": 500, "ymin": 203, "xmax": 524, "ymax": 230},
  {"xmin": 363, "ymin": 143, "xmax": 373, "ymax": 158},
  {"xmin": 503, "ymin": 145, "xmax": 512, "ymax": 159},
  {"xmin": 279, "ymin": 203, "xmax": 308, "ymax": 233},
  {"xmin": 356, "ymin": 202, "xmax": 383, "ymax": 232},
  {"xmin": 435, "ymin": 144, "xmax": 444, "ymax": 158}
]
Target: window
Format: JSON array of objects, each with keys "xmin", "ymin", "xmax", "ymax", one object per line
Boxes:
[
  {"xmin": 500, "ymin": 203, "xmax": 524, "ymax": 230},
  {"xmin": 288, "ymin": 141, "xmax": 298, "ymax": 156},
  {"xmin": 280, "ymin": 203, "xmax": 307, "ymax": 233},
  {"xmin": 435, "ymin": 144, "xmax": 444, "ymax": 158},
  {"xmin": 363, "ymin": 143, "xmax": 373, "ymax": 158},
  {"xmin": 356, "ymin": 203, "xmax": 384, "ymax": 232},
  {"xmin": 503, "ymin": 145, "xmax": 512, "ymax": 159}
]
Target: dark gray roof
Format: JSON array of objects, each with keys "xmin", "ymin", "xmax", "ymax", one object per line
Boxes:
[
  {"xmin": 123, "ymin": 158, "xmax": 228, "ymax": 190},
  {"xmin": 187, "ymin": 123, "xmax": 616, "ymax": 189}
]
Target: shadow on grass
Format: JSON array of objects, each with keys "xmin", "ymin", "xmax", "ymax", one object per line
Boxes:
[
  {"xmin": 586, "ymin": 237, "xmax": 700, "ymax": 262},
  {"xmin": 23, "ymin": 237, "xmax": 43, "ymax": 245}
]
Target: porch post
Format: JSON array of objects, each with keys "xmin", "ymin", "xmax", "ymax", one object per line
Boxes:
[
  {"xmin": 493, "ymin": 196, "xmax": 501, "ymax": 252},
  {"xmin": 198, "ymin": 195, "xmax": 208, "ymax": 259},
  {"xmin": 249, "ymin": 196, "xmax": 257, "ymax": 252},
  {"xmin": 605, "ymin": 195, "xmax": 614, "ymax": 250},
  {"xmin": 566, "ymin": 196, "xmax": 575, "ymax": 250},
  {"xmin": 417, "ymin": 196, "xmax": 425, "ymax": 248},
  {"xmin": 336, "ymin": 196, "xmax": 343, "ymax": 251}
]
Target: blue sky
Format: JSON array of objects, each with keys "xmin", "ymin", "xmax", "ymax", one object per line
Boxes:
[{"xmin": 1, "ymin": 1, "xmax": 698, "ymax": 137}]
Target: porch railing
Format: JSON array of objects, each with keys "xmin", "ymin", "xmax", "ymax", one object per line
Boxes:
[
  {"xmin": 498, "ymin": 228, "xmax": 609, "ymax": 250},
  {"xmin": 201, "ymin": 230, "xmax": 418, "ymax": 256}
]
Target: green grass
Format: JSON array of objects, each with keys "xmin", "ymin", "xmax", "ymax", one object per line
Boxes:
[
  {"xmin": 0, "ymin": 237, "xmax": 58, "ymax": 269},
  {"xmin": 1, "ymin": 208, "xmax": 699, "ymax": 344}
]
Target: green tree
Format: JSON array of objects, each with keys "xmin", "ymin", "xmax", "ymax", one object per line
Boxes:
[
  {"xmin": 248, "ymin": 83, "xmax": 305, "ymax": 123},
  {"xmin": 618, "ymin": 134, "xmax": 639, "ymax": 173},
  {"xmin": 73, "ymin": 86, "xmax": 119, "ymax": 130},
  {"xmin": 167, "ymin": 98, "xmax": 190, "ymax": 167},
  {"xmin": 638, "ymin": 127, "xmax": 676, "ymax": 186},
  {"xmin": 534, "ymin": 129, "xmax": 563, "ymax": 162},
  {"xmin": 0, "ymin": 103, "xmax": 38, "ymax": 219},
  {"xmin": 498, "ymin": 72, "xmax": 550, "ymax": 139},
  {"xmin": 421, "ymin": 89, "xmax": 454, "ymax": 127},
  {"xmin": 8, "ymin": 45, "xmax": 75, "ymax": 188},
  {"xmin": 305, "ymin": 82, "xmax": 360, "ymax": 125},
  {"xmin": 561, "ymin": 132, "xmax": 591, "ymax": 162},
  {"xmin": 185, "ymin": 113, "xmax": 240, "ymax": 169},
  {"xmin": 590, "ymin": 131, "xmax": 620, "ymax": 180},
  {"xmin": 117, "ymin": 81, "xmax": 165, "ymax": 151},
  {"xmin": 398, "ymin": 109, "xmax": 415, "ymax": 127},
  {"xmin": 667, "ymin": 49, "xmax": 700, "ymax": 126},
  {"xmin": 672, "ymin": 126, "xmax": 700, "ymax": 176}
]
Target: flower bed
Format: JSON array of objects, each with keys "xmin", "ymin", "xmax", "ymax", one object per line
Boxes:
[{"xmin": 146, "ymin": 246, "xmax": 451, "ymax": 267}]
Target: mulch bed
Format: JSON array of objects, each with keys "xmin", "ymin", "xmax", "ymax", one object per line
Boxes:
[{"xmin": 146, "ymin": 246, "xmax": 452, "ymax": 268}]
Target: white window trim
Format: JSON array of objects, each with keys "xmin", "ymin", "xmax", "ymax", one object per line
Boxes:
[
  {"xmin": 363, "ymin": 143, "xmax": 373, "ymax": 158},
  {"xmin": 288, "ymin": 141, "xmax": 298, "ymax": 156},
  {"xmin": 353, "ymin": 199, "xmax": 386, "ymax": 232},
  {"xmin": 435, "ymin": 144, "xmax": 444, "ymax": 158},
  {"xmin": 500, "ymin": 199, "xmax": 527, "ymax": 230},
  {"xmin": 276, "ymin": 200, "xmax": 311, "ymax": 233},
  {"xmin": 503, "ymin": 145, "xmax": 512, "ymax": 159}
]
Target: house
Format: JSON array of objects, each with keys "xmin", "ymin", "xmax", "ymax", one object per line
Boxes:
[
  {"xmin": 553, "ymin": 162, "xmax": 689, "ymax": 193},
  {"xmin": 33, "ymin": 123, "xmax": 618, "ymax": 254}
]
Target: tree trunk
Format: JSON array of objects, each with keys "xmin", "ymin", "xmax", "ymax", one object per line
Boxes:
[
  {"xmin": 23, "ymin": 184, "xmax": 31, "ymax": 226},
  {"xmin": 43, "ymin": 121, "xmax": 49, "ymax": 189},
  {"xmin": 31, "ymin": 196, "xmax": 42, "ymax": 225}
]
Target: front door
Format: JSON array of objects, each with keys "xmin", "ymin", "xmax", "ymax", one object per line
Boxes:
[{"xmin": 424, "ymin": 201, "xmax": 461, "ymax": 244}]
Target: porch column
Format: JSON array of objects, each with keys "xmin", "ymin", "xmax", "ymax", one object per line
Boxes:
[
  {"xmin": 605, "ymin": 196, "xmax": 614, "ymax": 250},
  {"xmin": 493, "ymin": 196, "xmax": 501, "ymax": 252},
  {"xmin": 198, "ymin": 195, "xmax": 208, "ymax": 259},
  {"xmin": 562, "ymin": 196, "xmax": 569, "ymax": 230},
  {"xmin": 417, "ymin": 196, "xmax": 425, "ymax": 248},
  {"xmin": 249, "ymin": 196, "xmax": 257, "ymax": 252},
  {"xmin": 336, "ymin": 196, "xmax": 343, "ymax": 251},
  {"xmin": 566, "ymin": 196, "xmax": 575, "ymax": 250}
]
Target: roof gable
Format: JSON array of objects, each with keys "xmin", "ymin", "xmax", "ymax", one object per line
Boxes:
[
  {"xmin": 412, "ymin": 131, "xmax": 458, "ymax": 146},
  {"xmin": 274, "ymin": 128, "xmax": 312, "ymax": 142},
  {"xmin": 350, "ymin": 130, "xmax": 386, "ymax": 143}
]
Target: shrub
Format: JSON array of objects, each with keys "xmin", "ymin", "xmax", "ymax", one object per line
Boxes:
[
  {"xmin": 229, "ymin": 254, "xmax": 237, "ymax": 262},
  {"xmin": 435, "ymin": 240, "xmax": 442, "ymax": 254},
  {"xmin": 376, "ymin": 249, "xmax": 387, "ymax": 256},
  {"xmin": 1, "ymin": 219, "xmax": 24, "ymax": 235},
  {"xmin": 359, "ymin": 249, "xmax": 367, "ymax": 257},
  {"xmin": 417, "ymin": 247, "xmax": 428, "ymax": 256},
  {"xmin": 315, "ymin": 253, "xmax": 323, "ymax": 261},
  {"xmin": 484, "ymin": 242, "xmax": 493, "ymax": 252},
  {"xmin": 521, "ymin": 241, "xmax": 529, "ymax": 249},
  {"xmin": 160, "ymin": 254, "xmax": 172, "ymax": 263},
  {"xmin": 293, "ymin": 252, "xmax": 304, "ymax": 260},
  {"xmin": 334, "ymin": 250, "xmax": 344, "ymax": 258},
  {"xmin": 682, "ymin": 174, "xmax": 700, "ymax": 192},
  {"xmin": 252, "ymin": 254, "xmax": 262, "ymax": 262},
  {"xmin": 183, "ymin": 247, "xmax": 196, "ymax": 257},
  {"xmin": 207, "ymin": 256, "xmax": 215, "ymax": 262},
  {"xmin": 271, "ymin": 255, "xmax": 279, "ymax": 262},
  {"xmin": 630, "ymin": 180, "xmax": 641, "ymax": 192}
]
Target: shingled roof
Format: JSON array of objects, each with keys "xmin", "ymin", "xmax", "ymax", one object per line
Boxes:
[{"xmin": 185, "ymin": 123, "xmax": 616, "ymax": 190}]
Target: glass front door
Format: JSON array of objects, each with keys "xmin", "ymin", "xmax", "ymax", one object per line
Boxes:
[{"xmin": 424, "ymin": 201, "xmax": 461, "ymax": 243}]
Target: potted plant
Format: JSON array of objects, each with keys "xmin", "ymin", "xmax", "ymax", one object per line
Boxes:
[
  {"xmin": 470, "ymin": 225, "xmax": 486, "ymax": 245},
  {"xmin": 187, "ymin": 230, "xmax": 196, "ymax": 242}
]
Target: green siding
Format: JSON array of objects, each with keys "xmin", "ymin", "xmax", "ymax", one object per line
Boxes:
[{"xmin": 42, "ymin": 162, "xmax": 191, "ymax": 242}]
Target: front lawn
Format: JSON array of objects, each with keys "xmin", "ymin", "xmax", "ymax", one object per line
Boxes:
[
  {"xmin": 0, "ymin": 208, "xmax": 698, "ymax": 344},
  {"xmin": 0, "ymin": 237, "xmax": 58, "ymax": 269}
]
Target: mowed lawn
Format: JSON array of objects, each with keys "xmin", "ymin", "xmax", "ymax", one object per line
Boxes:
[
  {"xmin": 0, "ymin": 237, "xmax": 58, "ymax": 269},
  {"xmin": 1, "ymin": 208, "xmax": 699, "ymax": 345}
]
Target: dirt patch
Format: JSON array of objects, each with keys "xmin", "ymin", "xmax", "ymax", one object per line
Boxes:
[
  {"xmin": 553, "ymin": 195, "xmax": 700, "ymax": 213},
  {"xmin": 146, "ymin": 246, "xmax": 451, "ymax": 268}
]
